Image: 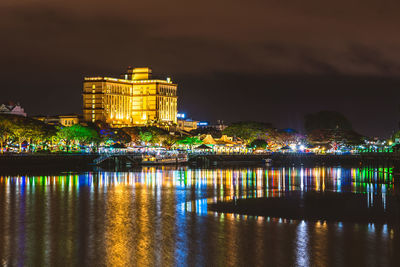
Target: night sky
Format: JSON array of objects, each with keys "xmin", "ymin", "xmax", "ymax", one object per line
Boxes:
[{"xmin": 1, "ymin": 0, "xmax": 400, "ymax": 137}]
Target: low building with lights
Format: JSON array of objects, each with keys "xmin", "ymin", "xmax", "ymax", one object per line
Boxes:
[
  {"xmin": 177, "ymin": 119, "xmax": 198, "ymax": 132},
  {"xmin": 176, "ymin": 113, "xmax": 198, "ymax": 132},
  {"xmin": 58, "ymin": 114, "xmax": 80, "ymax": 126},
  {"xmin": 0, "ymin": 103, "xmax": 27, "ymax": 117},
  {"xmin": 198, "ymin": 134, "xmax": 248, "ymax": 154},
  {"xmin": 33, "ymin": 114, "xmax": 81, "ymax": 126},
  {"xmin": 83, "ymin": 67, "xmax": 178, "ymax": 127}
]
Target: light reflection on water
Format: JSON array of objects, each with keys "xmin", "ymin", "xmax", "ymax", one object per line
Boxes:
[{"xmin": 0, "ymin": 166, "xmax": 398, "ymax": 266}]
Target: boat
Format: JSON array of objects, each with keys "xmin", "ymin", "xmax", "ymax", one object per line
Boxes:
[{"xmin": 141, "ymin": 154, "xmax": 188, "ymax": 165}]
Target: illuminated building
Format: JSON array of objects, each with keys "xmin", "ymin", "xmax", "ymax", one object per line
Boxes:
[
  {"xmin": 197, "ymin": 121, "xmax": 209, "ymax": 127},
  {"xmin": 83, "ymin": 67, "xmax": 178, "ymax": 127},
  {"xmin": 176, "ymin": 113, "xmax": 186, "ymax": 119},
  {"xmin": 176, "ymin": 113, "xmax": 198, "ymax": 132},
  {"xmin": 33, "ymin": 114, "xmax": 80, "ymax": 126},
  {"xmin": 202, "ymin": 120, "xmax": 227, "ymax": 131},
  {"xmin": 199, "ymin": 134, "xmax": 247, "ymax": 154},
  {"xmin": 177, "ymin": 119, "xmax": 198, "ymax": 132},
  {"xmin": 58, "ymin": 115, "xmax": 80, "ymax": 126}
]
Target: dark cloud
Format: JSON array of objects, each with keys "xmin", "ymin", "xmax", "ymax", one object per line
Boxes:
[
  {"xmin": 347, "ymin": 44, "xmax": 400, "ymax": 75},
  {"xmin": 1, "ymin": 0, "xmax": 400, "ymax": 136}
]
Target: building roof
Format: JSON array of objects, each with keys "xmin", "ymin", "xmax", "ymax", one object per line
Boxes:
[
  {"xmin": 84, "ymin": 67, "xmax": 176, "ymax": 85},
  {"xmin": 216, "ymin": 135, "xmax": 235, "ymax": 145},
  {"xmin": 0, "ymin": 103, "xmax": 27, "ymax": 117},
  {"xmin": 0, "ymin": 104, "xmax": 20, "ymax": 112},
  {"xmin": 58, "ymin": 114, "xmax": 80, "ymax": 118},
  {"xmin": 202, "ymin": 134, "xmax": 217, "ymax": 145},
  {"xmin": 84, "ymin": 77, "xmax": 176, "ymax": 86}
]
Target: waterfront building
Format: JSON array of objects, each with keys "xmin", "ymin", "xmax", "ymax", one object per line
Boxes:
[
  {"xmin": 196, "ymin": 120, "xmax": 227, "ymax": 131},
  {"xmin": 58, "ymin": 114, "xmax": 80, "ymax": 126},
  {"xmin": 201, "ymin": 134, "xmax": 216, "ymax": 145},
  {"xmin": 33, "ymin": 114, "xmax": 80, "ymax": 126},
  {"xmin": 199, "ymin": 134, "xmax": 247, "ymax": 154},
  {"xmin": 177, "ymin": 119, "xmax": 198, "ymax": 132},
  {"xmin": 176, "ymin": 113, "xmax": 198, "ymax": 132},
  {"xmin": 83, "ymin": 67, "xmax": 178, "ymax": 127},
  {"xmin": 0, "ymin": 102, "xmax": 27, "ymax": 117},
  {"xmin": 197, "ymin": 121, "xmax": 209, "ymax": 128}
]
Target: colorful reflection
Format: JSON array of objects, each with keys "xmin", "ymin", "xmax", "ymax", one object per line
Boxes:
[
  {"xmin": 0, "ymin": 166, "xmax": 394, "ymax": 216},
  {"xmin": 0, "ymin": 166, "xmax": 397, "ymax": 266}
]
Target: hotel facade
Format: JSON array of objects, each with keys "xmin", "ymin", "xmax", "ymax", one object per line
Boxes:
[{"xmin": 83, "ymin": 67, "xmax": 177, "ymax": 127}]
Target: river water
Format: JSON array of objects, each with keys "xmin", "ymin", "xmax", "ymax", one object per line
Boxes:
[{"xmin": 0, "ymin": 166, "xmax": 398, "ymax": 266}]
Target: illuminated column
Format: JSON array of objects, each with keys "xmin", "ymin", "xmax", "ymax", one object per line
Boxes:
[{"xmin": 92, "ymin": 85, "xmax": 95, "ymax": 122}]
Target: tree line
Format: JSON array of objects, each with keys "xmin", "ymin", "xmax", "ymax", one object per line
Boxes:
[
  {"xmin": 0, "ymin": 115, "xmax": 203, "ymax": 153},
  {"xmin": 1, "ymin": 110, "xmax": 392, "ymax": 153}
]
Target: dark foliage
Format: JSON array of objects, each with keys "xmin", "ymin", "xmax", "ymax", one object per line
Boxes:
[{"xmin": 305, "ymin": 111, "xmax": 353, "ymax": 133}]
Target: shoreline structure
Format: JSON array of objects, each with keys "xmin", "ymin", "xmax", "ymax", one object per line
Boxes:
[{"xmin": 0, "ymin": 152, "xmax": 400, "ymax": 167}]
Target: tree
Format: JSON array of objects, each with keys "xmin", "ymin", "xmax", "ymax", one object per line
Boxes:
[
  {"xmin": 56, "ymin": 124, "xmax": 100, "ymax": 151},
  {"xmin": 117, "ymin": 126, "xmax": 172, "ymax": 146},
  {"xmin": 121, "ymin": 127, "xmax": 141, "ymax": 143},
  {"xmin": 222, "ymin": 121, "xmax": 273, "ymax": 144},
  {"xmin": 269, "ymin": 129, "xmax": 305, "ymax": 146},
  {"xmin": 190, "ymin": 127, "xmax": 222, "ymax": 138},
  {"xmin": 100, "ymin": 128, "xmax": 131, "ymax": 145},
  {"xmin": 139, "ymin": 131, "xmax": 153, "ymax": 144},
  {"xmin": 176, "ymin": 136, "xmax": 202, "ymax": 149},
  {"xmin": 304, "ymin": 111, "xmax": 364, "ymax": 148},
  {"xmin": 0, "ymin": 114, "xmax": 56, "ymax": 152},
  {"xmin": 304, "ymin": 111, "xmax": 353, "ymax": 133},
  {"xmin": 249, "ymin": 139, "xmax": 268, "ymax": 149},
  {"xmin": 0, "ymin": 123, "xmax": 12, "ymax": 153},
  {"xmin": 391, "ymin": 131, "xmax": 400, "ymax": 144},
  {"xmin": 307, "ymin": 129, "xmax": 363, "ymax": 147},
  {"xmin": 136, "ymin": 126, "xmax": 170, "ymax": 145},
  {"xmin": 162, "ymin": 135, "xmax": 177, "ymax": 149}
]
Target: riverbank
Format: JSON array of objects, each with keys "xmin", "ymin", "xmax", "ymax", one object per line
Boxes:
[
  {"xmin": 1, "ymin": 152, "xmax": 400, "ymax": 169},
  {"xmin": 208, "ymin": 192, "xmax": 400, "ymax": 224},
  {"xmin": 189, "ymin": 152, "xmax": 400, "ymax": 167},
  {"xmin": 0, "ymin": 153, "xmax": 97, "ymax": 166}
]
